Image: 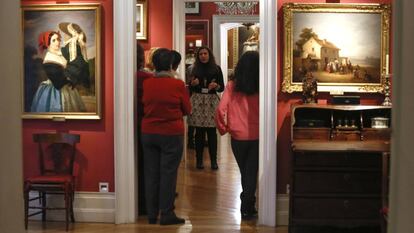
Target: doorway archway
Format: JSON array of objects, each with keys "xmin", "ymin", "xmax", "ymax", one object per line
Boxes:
[{"xmin": 113, "ymin": 0, "xmax": 278, "ymax": 226}]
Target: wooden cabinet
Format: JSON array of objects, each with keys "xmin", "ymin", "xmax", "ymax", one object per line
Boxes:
[{"xmin": 289, "ymin": 104, "xmax": 391, "ymax": 233}]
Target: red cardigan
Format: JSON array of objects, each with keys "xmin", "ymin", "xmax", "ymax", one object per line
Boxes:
[
  {"xmin": 141, "ymin": 76, "xmax": 191, "ymax": 135},
  {"xmin": 137, "ymin": 70, "xmax": 153, "ymax": 123}
]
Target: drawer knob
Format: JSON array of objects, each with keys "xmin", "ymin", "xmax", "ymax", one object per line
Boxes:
[
  {"xmin": 344, "ymin": 200, "xmax": 350, "ymax": 208},
  {"xmin": 343, "ymin": 174, "xmax": 351, "ymax": 181}
]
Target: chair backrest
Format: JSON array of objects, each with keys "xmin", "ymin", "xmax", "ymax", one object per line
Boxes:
[{"xmin": 33, "ymin": 133, "xmax": 80, "ymax": 176}]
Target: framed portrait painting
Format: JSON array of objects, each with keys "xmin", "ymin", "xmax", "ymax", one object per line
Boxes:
[
  {"xmin": 185, "ymin": 2, "xmax": 200, "ymax": 15},
  {"xmin": 282, "ymin": 3, "xmax": 391, "ymax": 93},
  {"xmin": 22, "ymin": 4, "xmax": 101, "ymax": 120},
  {"xmin": 136, "ymin": 1, "xmax": 148, "ymax": 40}
]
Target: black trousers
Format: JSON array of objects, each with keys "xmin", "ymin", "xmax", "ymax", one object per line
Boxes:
[
  {"xmin": 187, "ymin": 126, "xmax": 195, "ymax": 145},
  {"xmin": 141, "ymin": 133, "xmax": 183, "ymax": 218},
  {"xmin": 231, "ymin": 138, "xmax": 259, "ymax": 212},
  {"xmin": 194, "ymin": 127, "xmax": 217, "ymax": 163},
  {"xmin": 137, "ymin": 125, "xmax": 146, "ymax": 215}
]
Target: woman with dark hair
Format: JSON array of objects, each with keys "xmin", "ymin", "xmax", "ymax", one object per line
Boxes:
[
  {"xmin": 141, "ymin": 48, "xmax": 191, "ymax": 225},
  {"xmin": 215, "ymin": 51, "xmax": 260, "ymax": 220},
  {"xmin": 31, "ymin": 30, "xmax": 86, "ymax": 112},
  {"xmin": 188, "ymin": 46, "xmax": 224, "ymax": 170}
]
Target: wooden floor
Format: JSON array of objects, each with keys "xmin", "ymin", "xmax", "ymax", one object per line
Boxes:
[{"xmin": 27, "ymin": 135, "xmax": 287, "ymax": 233}]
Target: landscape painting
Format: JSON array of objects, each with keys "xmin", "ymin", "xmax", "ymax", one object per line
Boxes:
[{"xmin": 282, "ymin": 3, "xmax": 391, "ymax": 93}]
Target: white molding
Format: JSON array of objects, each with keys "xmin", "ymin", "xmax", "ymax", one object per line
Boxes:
[
  {"xmin": 276, "ymin": 194, "xmax": 289, "ymax": 226},
  {"xmin": 389, "ymin": 1, "xmax": 414, "ymax": 232},
  {"xmin": 28, "ymin": 192, "xmax": 115, "ymax": 223},
  {"xmin": 258, "ymin": 0, "xmax": 277, "ymax": 226},
  {"xmin": 212, "ymin": 15, "xmax": 259, "ymax": 85},
  {"xmin": 114, "ymin": 0, "xmax": 137, "ymax": 224},
  {"xmin": 173, "ymin": 0, "xmax": 186, "ymax": 82},
  {"xmin": 173, "ymin": 0, "xmax": 276, "ymax": 227}
]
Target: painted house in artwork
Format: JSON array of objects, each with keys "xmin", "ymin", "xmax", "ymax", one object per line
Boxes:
[{"xmin": 301, "ymin": 36, "xmax": 340, "ymax": 70}]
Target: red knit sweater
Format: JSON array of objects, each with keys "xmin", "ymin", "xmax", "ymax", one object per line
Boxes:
[{"xmin": 141, "ymin": 76, "xmax": 191, "ymax": 135}]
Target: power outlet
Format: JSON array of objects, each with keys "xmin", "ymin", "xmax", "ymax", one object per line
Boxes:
[
  {"xmin": 286, "ymin": 184, "xmax": 290, "ymax": 195},
  {"xmin": 99, "ymin": 182, "xmax": 109, "ymax": 192}
]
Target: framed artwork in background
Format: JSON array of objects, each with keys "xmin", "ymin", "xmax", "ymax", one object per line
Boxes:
[
  {"xmin": 22, "ymin": 4, "xmax": 101, "ymax": 120},
  {"xmin": 282, "ymin": 3, "xmax": 391, "ymax": 93},
  {"xmin": 185, "ymin": 2, "xmax": 200, "ymax": 15},
  {"xmin": 136, "ymin": 0, "xmax": 148, "ymax": 40}
]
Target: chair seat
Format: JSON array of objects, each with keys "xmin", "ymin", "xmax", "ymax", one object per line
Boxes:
[{"xmin": 26, "ymin": 175, "xmax": 73, "ymax": 184}]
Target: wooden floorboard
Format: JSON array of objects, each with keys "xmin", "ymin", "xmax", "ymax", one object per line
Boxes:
[{"xmin": 27, "ymin": 135, "xmax": 287, "ymax": 233}]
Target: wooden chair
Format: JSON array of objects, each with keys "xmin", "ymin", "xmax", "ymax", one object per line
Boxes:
[{"xmin": 24, "ymin": 133, "xmax": 80, "ymax": 231}]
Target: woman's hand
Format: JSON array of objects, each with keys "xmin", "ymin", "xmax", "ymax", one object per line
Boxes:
[
  {"xmin": 208, "ymin": 81, "xmax": 219, "ymax": 91},
  {"xmin": 190, "ymin": 77, "xmax": 199, "ymax": 86}
]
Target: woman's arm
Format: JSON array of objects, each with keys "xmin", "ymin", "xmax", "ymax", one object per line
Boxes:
[
  {"xmin": 215, "ymin": 81, "xmax": 233, "ymax": 135},
  {"xmin": 180, "ymin": 82, "xmax": 192, "ymax": 116},
  {"xmin": 214, "ymin": 66, "xmax": 225, "ymax": 92}
]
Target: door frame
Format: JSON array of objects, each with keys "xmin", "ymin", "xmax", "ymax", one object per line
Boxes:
[{"xmin": 114, "ymin": 0, "xmax": 278, "ymax": 226}]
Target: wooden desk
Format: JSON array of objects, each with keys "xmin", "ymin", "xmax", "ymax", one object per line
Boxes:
[{"xmin": 289, "ymin": 104, "xmax": 391, "ymax": 233}]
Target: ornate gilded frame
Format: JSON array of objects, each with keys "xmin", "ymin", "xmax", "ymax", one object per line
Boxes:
[
  {"xmin": 282, "ymin": 3, "xmax": 391, "ymax": 93},
  {"xmin": 136, "ymin": 1, "xmax": 148, "ymax": 40},
  {"xmin": 21, "ymin": 4, "xmax": 101, "ymax": 120}
]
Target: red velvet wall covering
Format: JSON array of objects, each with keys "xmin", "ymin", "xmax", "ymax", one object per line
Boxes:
[
  {"xmin": 21, "ymin": 0, "xmax": 115, "ymax": 192},
  {"xmin": 140, "ymin": 0, "xmax": 173, "ymax": 50}
]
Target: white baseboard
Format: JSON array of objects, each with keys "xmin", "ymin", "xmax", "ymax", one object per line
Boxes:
[
  {"xmin": 28, "ymin": 191, "xmax": 115, "ymax": 223},
  {"xmin": 276, "ymin": 194, "xmax": 289, "ymax": 226},
  {"xmin": 28, "ymin": 192, "xmax": 289, "ymax": 225}
]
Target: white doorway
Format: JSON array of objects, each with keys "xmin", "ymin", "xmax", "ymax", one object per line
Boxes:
[{"xmin": 113, "ymin": 0, "xmax": 278, "ymax": 226}]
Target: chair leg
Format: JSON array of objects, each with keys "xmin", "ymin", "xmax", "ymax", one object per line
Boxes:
[
  {"xmin": 24, "ymin": 189, "xmax": 29, "ymax": 229},
  {"xmin": 70, "ymin": 194, "xmax": 75, "ymax": 222},
  {"xmin": 41, "ymin": 192, "xmax": 47, "ymax": 221},
  {"xmin": 65, "ymin": 192, "xmax": 69, "ymax": 231}
]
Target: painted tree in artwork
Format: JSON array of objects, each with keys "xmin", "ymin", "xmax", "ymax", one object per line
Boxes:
[{"xmin": 295, "ymin": 27, "xmax": 319, "ymax": 52}]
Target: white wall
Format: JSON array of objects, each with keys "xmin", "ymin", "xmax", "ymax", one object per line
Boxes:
[
  {"xmin": 0, "ymin": 0, "xmax": 24, "ymax": 232},
  {"xmin": 389, "ymin": 1, "xmax": 414, "ymax": 232}
]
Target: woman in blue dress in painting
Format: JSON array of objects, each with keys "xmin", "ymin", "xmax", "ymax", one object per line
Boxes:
[{"xmin": 31, "ymin": 30, "xmax": 86, "ymax": 112}]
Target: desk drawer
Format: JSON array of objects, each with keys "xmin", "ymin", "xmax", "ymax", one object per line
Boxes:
[
  {"xmin": 292, "ymin": 197, "xmax": 381, "ymax": 219},
  {"xmin": 294, "ymin": 171, "xmax": 381, "ymax": 194},
  {"xmin": 294, "ymin": 152, "xmax": 381, "ymax": 168}
]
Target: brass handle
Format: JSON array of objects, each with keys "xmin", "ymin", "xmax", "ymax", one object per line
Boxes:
[
  {"xmin": 343, "ymin": 174, "xmax": 351, "ymax": 182},
  {"xmin": 343, "ymin": 200, "xmax": 350, "ymax": 209}
]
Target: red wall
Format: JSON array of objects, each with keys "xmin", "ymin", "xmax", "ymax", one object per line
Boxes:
[
  {"xmin": 140, "ymin": 0, "xmax": 173, "ymax": 50},
  {"xmin": 276, "ymin": 0, "xmax": 392, "ymax": 193},
  {"xmin": 22, "ymin": 0, "xmax": 114, "ymax": 192}
]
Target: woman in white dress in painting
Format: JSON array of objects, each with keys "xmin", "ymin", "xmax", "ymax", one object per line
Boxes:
[{"xmin": 31, "ymin": 31, "xmax": 86, "ymax": 112}]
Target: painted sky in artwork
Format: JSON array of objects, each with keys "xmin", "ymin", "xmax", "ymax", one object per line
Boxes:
[{"xmin": 293, "ymin": 12, "xmax": 381, "ymax": 59}]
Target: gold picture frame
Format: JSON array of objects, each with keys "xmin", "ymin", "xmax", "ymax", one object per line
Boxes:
[
  {"xmin": 136, "ymin": 1, "xmax": 148, "ymax": 40},
  {"xmin": 282, "ymin": 3, "xmax": 391, "ymax": 93},
  {"xmin": 22, "ymin": 4, "xmax": 101, "ymax": 120},
  {"xmin": 185, "ymin": 2, "xmax": 200, "ymax": 15}
]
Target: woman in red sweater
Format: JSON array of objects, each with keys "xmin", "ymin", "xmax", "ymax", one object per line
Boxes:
[
  {"xmin": 215, "ymin": 51, "xmax": 259, "ymax": 220},
  {"xmin": 141, "ymin": 48, "xmax": 191, "ymax": 225}
]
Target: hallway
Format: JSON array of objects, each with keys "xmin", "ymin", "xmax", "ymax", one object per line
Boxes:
[{"xmin": 26, "ymin": 136, "xmax": 287, "ymax": 233}]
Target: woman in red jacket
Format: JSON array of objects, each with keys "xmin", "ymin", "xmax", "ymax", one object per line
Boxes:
[
  {"xmin": 215, "ymin": 51, "xmax": 259, "ymax": 220},
  {"xmin": 141, "ymin": 48, "xmax": 191, "ymax": 225}
]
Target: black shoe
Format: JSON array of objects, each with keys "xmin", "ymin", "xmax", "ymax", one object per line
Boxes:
[
  {"xmin": 148, "ymin": 218, "xmax": 157, "ymax": 224},
  {"xmin": 241, "ymin": 209, "xmax": 258, "ymax": 220},
  {"xmin": 187, "ymin": 142, "xmax": 195, "ymax": 149},
  {"xmin": 211, "ymin": 162, "xmax": 218, "ymax": 170},
  {"xmin": 160, "ymin": 215, "xmax": 185, "ymax": 225},
  {"xmin": 196, "ymin": 161, "xmax": 204, "ymax": 169}
]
